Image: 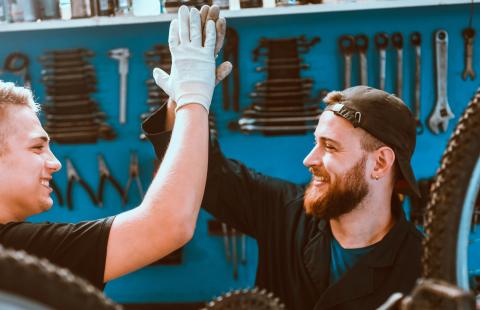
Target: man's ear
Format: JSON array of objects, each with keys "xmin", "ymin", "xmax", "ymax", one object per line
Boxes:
[{"xmin": 371, "ymin": 146, "xmax": 396, "ymax": 179}]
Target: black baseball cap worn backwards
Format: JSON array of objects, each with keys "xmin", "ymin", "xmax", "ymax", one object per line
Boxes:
[{"xmin": 323, "ymin": 86, "xmax": 420, "ymax": 197}]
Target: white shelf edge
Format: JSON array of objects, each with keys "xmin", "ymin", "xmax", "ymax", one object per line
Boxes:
[{"xmin": 0, "ymin": 0, "xmax": 476, "ymax": 33}]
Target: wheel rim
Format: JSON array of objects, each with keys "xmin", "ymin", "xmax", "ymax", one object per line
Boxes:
[{"xmin": 456, "ymin": 156, "xmax": 480, "ymax": 290}]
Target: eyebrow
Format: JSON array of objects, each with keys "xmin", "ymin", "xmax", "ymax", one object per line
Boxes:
[
  {"xmin": 318, "ymin": 136, "xmax": 341, "ymax": 146},
  {"xmin": 31, "ymin": 136, "xmax": 50, "ymax": 143}
]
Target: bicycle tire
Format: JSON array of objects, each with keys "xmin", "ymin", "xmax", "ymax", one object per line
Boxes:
[
  {"xmin": 422, "ymin": 87, "xmax": 480, "ymax": 289},
  {"xmin": 0, "ymin": 244, "xmax": 122, "ymax": 310}
]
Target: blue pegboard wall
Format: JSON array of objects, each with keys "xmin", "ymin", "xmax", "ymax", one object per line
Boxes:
[{"xmin": 0, "ymin": 2, "xmax": 478, "ymax": 304}]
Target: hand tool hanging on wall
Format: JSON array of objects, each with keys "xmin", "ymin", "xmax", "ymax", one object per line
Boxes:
[
  {"xmin": 410, "ymin": 32, "xmax": 423, "ymax": 134},
  {"xmin": 51, "ymin": 179, "xmax": 64, "ymax": 207},
  {"xmin": 39, "ymin": 48, "xmax": 116, "ymax": 144},
  {"xmin": 66, "ymin": 157, "xmax": 98, "ymax": 210},
  {"xmin": 0, "ymin": 52, "xmax": 32, "ymax": 89},
  {"xmin": 109, "ymin": 48, "xmax": 130, "ymax": 124},
  {"xmin": 428, "ymin": 30, "xmax": 454, "ymax": 134},
  {"xmin": 462, "ymin": 27, "xmax": 475, "ymax": 80},
  {"xmin": 234, "ymin": 36, "xmax": 322, "ymax": 136},
  {"xmin": 124, "ymin": 151, "xmax": 144, "ymax": 203},
  {"xmin": 338, "ymin": 35, "xmax": 354, "ymax": 89},
  {"xmin": 97, "ymin": 154, "xmax": 126, "ymax": 208},
  {"xmin": 222, "ymin": 27, "xmax": 239, "ymax": 112},
  {"xmin": 374, "ymin": 33, "xmax": 389, "ymax": 91},
  {"xmin": 392, "ymin": 32, "xmax": 404, "ymax": 99},
  {"xmin": 355, "ymin": 34, "xmax": 368, "ymax": 86}
]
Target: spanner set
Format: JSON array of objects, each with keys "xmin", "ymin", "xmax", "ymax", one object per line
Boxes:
[
  {"xmin": 232, "ymin": 35, "xmax": 325, "ymax": 135},
  {"xmin": 39, "ymin": 48, "xmax": 116, "ymax": 144}
]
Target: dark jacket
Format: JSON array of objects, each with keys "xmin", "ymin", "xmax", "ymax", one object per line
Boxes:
[{"xmin": 143, "ymin": 109, "xmax": 423, "ymax": 310}]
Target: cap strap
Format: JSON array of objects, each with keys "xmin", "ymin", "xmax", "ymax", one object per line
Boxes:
[{"xmin": 325, "ymin": 103, "xmax": 362, "ymax": 128}]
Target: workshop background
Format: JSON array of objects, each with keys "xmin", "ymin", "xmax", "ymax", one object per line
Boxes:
[{"xmin": 0, "ymin": 0, "xmax": 479, "ymax": 307}]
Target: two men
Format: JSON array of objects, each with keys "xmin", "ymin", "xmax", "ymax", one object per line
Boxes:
[
  {"xmin": 147, "ymin": 84, "xmax": 423, "ymax": 308},
  {"xmin": 0, "ymin": 5, "xmax": 225, "ymax": 290}
]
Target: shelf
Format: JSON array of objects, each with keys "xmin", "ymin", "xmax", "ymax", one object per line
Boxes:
[{"xmin": 0, "ymin": 0, "xmax": 476, "ymax": 33}]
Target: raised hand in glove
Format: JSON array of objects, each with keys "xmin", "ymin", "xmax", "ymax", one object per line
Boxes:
[
  {"xmin": 153, "ymin": 5, "xmax": 232, "ymax": 110},
  {"xmin": 153, "ymin": 6, "xmax": 215, "ymax": 112}
]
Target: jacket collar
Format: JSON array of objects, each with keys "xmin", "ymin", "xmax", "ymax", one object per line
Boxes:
[{"xmin": 304, "ymin": 212, "xmax": 411, "ymax": 309}]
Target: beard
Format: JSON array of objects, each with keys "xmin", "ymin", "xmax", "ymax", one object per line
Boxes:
[{"xmin": 304, "ymin": 155, "xmax": 369, "ymax": 220}]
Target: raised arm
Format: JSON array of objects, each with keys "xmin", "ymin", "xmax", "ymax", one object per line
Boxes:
[{"xmin": 103, "ymin": 6, "xmax": 216, "ymax": 282}]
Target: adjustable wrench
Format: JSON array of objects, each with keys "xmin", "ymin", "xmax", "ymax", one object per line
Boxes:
[
  {"xmin": 392, "ymin": 33, "xmax": 404, "ymax": 98},
  {"xmin": 462, "ymin": 27, "xmax": 475, "ymax": 80},
  {"xmin": 338, "ymin": 35, "xmax": 355, "ymax": 89},
  {"xmin": 374, "ymin": 33, "xmax": 389, "ymax": 90},
  {"xmin": 428, "ymin": 30, "xmax": 454, "ymax": 134},
  {"xmin": 410, "ymin": 32, "xmax": 423, "ymax": 134},
  {"xmin": 355, "ymin": 34, "xmax": 369, "ymax": 86},
  {"xmin": 109, "ymin": 48, "xmax": 130, "ymax": 124}
]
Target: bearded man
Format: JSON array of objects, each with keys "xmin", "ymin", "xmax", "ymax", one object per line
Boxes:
[{"xmin": 143, "ymin": 86, "xmax": 423, "ymax": 310}]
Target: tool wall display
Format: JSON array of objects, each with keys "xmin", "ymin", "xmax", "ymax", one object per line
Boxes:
[
  {"xmin": 6, "ymin": 1, "xmax": 478, "ymax": 306},
  {"xmin": 232, "ymin": 35, "xmax": 324, "ymax": 135},
  {"xmin": 40, "ymin": 48, "xmax": 116, "ymax": 144}
]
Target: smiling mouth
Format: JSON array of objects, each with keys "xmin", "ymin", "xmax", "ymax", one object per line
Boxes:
[{"xmin": 41, "ymin": 179, "xmax": 52, "ymax": 191}]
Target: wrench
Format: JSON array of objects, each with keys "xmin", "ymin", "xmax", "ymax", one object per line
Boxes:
[
  {"xmin": 428, "ymin": 30, "xmax": 454, "ymax": 134},
  {"xmin": 374, "ymin": 33, "xmax": 389, "ymax": 90},
  {"xmin": 109, "ymin": 48, "xmax": 130, "ymax": 124},
  {"xmin": 241, "ymin": 234, "xmax": 247, "ymax": 265},
  {"xmin": 410, "ymin": 32, "xmax": 423, "ymax": 134},
  {"xmin": 392, "ymin": 33, "xmax": 404, "ymax": 99},
  {"xmin": 355, "ymin": 34, "xmax": 369, "ymax": 86},
  {"xmin": 231, "ymin": 228, "xmax": 238, "ymax": 279},
  {"xmin": 462, "ymin": 27, "xmax": 475, "ymax": 80},
  {"xmin": 338, "ymin": 35, "xmax": 355, "ymax": 89},
  {"xmin": 221, "ymin": 222, "xmax": 231, "ymax": 262}
]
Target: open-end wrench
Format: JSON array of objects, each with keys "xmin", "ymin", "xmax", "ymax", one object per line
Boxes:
[
  {"xmin": 462, "ymin": 27, "xmax": 475, "ymax": 80},
  {"xmin": 338, "ymin": 35, "xmax": 355, "ymax": 89},
  {"xmin": 231, "ymin": 228, "xmax": 238, "ymax": 279},
  {"xmin": 374, "ymin": 33, "xmax": 389, "ymax": 90},
  {"xmin": 355, "ymin": 34, "xmax": 369, "ymax": 86},
  {"xmin": 221, "ymin": 222, "xmax": 231, "ymax": 262},
  {"xmin": 392, "ymin": 33, "xmax": 404, "ymax": 98},
  {"xmin": 109, "ymin": 48, "xmax": 130, "ymax": 124},
  {"xmin": 410, "ymin": 32, "xmax": 423, "ymax": 134},
  {"xmin": 241, "ymin": 234, "xmax": 246, "ymax": 265},
  {"xmin": 428, "ymin": 30, "xmax": 454, "ymax": 134}
]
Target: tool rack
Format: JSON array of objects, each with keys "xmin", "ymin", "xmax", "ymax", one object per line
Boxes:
[{"xmin": 0, "ymin": 0, "xmax": 479, "ymax": 306}]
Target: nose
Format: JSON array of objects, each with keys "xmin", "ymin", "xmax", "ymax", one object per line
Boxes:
[
  {"xmin": 303, "ymin": 144, "xmax": 322, "ymax": 169},
  {"xmin": 46, "ymin": 151, "xmax": 62, "ymax": 173}
]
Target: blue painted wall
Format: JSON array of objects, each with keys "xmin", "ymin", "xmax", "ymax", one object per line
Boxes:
[{"xmin": 0, "ymin": 2, "xmax": 479, "ymax": 304}]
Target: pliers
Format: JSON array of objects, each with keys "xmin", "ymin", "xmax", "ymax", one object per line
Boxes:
[
  {"xmin": 124, "ymin": 151, "xmax": 144, "ymax": 203},
  {"xmin": 97, "ymin": 154, "xmax": 126, "ymax": 207},
  {"xmin": 51, "ymin": 179, "xmax": 64, "ymax": 206},
  {"xmin": 66, "ymin": 158, "xmax": 98, "ymax": 210}
]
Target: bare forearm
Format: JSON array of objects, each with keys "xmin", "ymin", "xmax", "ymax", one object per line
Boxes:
[{"xmin": 143, "ymin": 104, "xmax": 208, "ymax": 223}]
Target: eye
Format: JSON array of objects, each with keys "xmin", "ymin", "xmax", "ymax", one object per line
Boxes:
[
  {"xmin": 324, "ymin": 143, "xmax": 336, "ymax": 151},
  {"xmin": 32, "ymin": 145, "xmax": 44, "ymax": 151}
]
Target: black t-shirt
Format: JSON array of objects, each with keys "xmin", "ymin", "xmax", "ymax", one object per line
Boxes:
[{"xmin": 0, "ymin": 216, "xmax": 114, "ymax": 290}]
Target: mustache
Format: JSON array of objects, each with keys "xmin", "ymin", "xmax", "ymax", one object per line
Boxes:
[{"xmin": 308, "ymin": 166, "xmax": 329, "ymax": 178}]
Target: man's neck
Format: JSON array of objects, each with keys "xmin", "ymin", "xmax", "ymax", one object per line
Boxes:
[
  {"xmin": 329, "ymin": 195, "xmax": 395, "ymax": 249},
  {"xmin": 0, "ymin": 205, "xmax": 23, "ymax": 224}
]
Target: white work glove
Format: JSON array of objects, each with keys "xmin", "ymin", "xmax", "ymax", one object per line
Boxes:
[{"xmin": 153, "ymin": 6, "xmax": 216, "ymax": 112}]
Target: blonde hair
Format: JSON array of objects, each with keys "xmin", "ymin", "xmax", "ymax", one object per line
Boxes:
[{"xmin": 0, "ymin": 81, "xmax": 40, "ymax": 113}]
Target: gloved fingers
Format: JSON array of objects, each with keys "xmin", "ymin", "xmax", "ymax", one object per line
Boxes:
[
  {"xmin": 204, "ymin": 20, "xmax": 216, "ymax": 51},
  {"xmin": 153, "ymin": 68, "xmax": 171, "ymax": 95},
  {"xmin": 200, "ymin": 5, "xmax": 210, "ymax": 29},
  {"xmin": 178, "ymin": 5, "xmax": 190, "ymax": 44},
  {"xmin": 215, "ymin": 17, "xmax": 226, "ymax": 56},
  {"xmin": 215, "ymin": 61, "xmax": 233, "ymax": 85},
  {"xmin": 168, "ymin": 19, "xmax": 179, "ymax": 51},
  {"xmin": 206, "ymin": 5, "xmax": 220, "ymax": 21},
  {"xmin": 190, "ymin": 8, "xmax": 201, "ymax": 47}
]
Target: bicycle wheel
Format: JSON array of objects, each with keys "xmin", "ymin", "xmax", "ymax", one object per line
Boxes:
[
  {"xmin": 422, "ymin": 87, "xmax": 480, "ymax": 291},
  {"xmin": 0, "ymin": 244, "xmax": 122, "ymax": 310}
]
